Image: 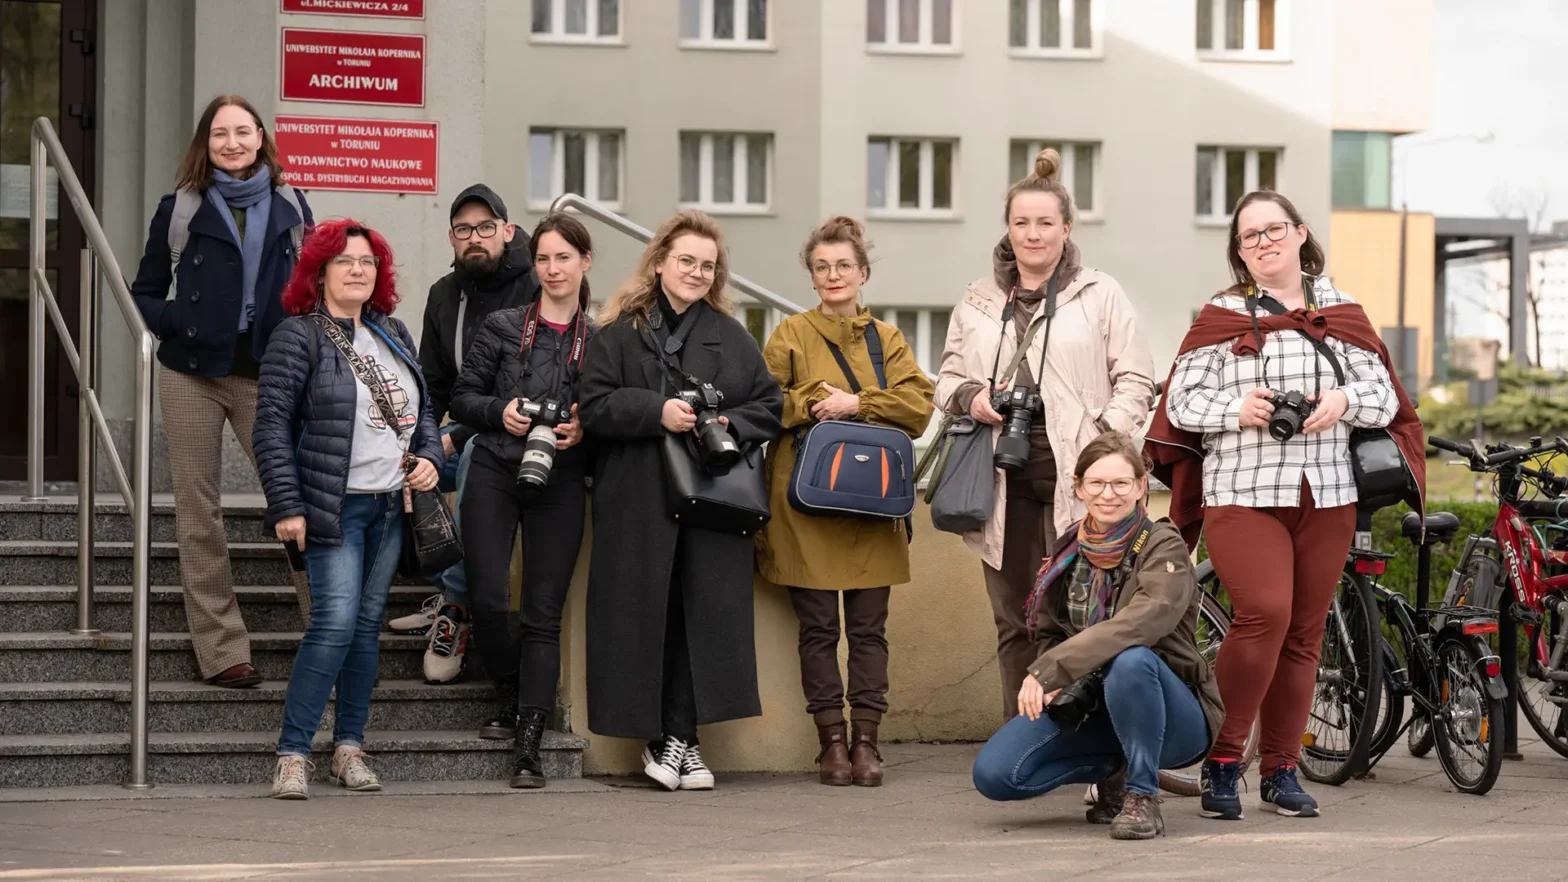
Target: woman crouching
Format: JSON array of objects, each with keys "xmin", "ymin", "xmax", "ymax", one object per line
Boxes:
[{"xmin": 970, "ymin": 432, "xmax": 1223, "ymax": 839}]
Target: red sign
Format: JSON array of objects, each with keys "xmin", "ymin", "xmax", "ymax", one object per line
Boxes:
[
  {"xmin": 274, "ymin": 116, "xmax": 439, "ymax": 195},
  {"xmin": 282, "ymin": 0, "xmax": 424, "ymax": 17},
  {"xmin": 280, "ymin": 28, "xmax": 425, "ymax": 107}
]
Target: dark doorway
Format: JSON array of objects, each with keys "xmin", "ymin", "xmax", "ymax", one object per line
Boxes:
[{"xmin": 0, "ymin": 0, "xmax": 96, "ymax": 482}]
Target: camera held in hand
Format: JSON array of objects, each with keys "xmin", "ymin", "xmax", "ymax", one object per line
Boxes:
[
  {"xmin": 678, "ymin": 384, "xmax": 740, "ymax": 469},
  {"xmin": 1045, "ymin": 670, "xmax": 1105, "ymax": 730},
  {"xmin": 991, "ymin": 385, "xmax": 1043, "ymax": 471},
  {"xmin": 516, "ymin": 397, "xmax": 568, "ymax": 489},
  {"xmin": 1265, "ymin": 390, "xmax": 1315, "ymax": 442}
]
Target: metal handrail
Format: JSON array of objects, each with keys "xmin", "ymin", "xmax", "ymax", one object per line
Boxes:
[{"xmin": 27, "ymin": 117, "xmax": 156, "ymax": 791}]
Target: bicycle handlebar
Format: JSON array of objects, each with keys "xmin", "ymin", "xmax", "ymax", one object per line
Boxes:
[{"xmin": 1429, "ymin": 436, "xmax": 1568, "ymax": 469}]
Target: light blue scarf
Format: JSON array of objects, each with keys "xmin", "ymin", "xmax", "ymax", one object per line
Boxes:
[{"xmin": 207, "ymin": 166, "xmax": 274, "ymax": 332}]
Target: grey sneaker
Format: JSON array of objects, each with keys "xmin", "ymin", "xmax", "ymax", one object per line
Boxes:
[
  {"xmin": 422, "ymin": 605, "xmax": 468, "ymax": 685},
  {"xmin": 271, "ymin": 755, "xmax": 313, "ymax": 800},
  {"xmin": 329, "ymin": 746, "xmax": 382, "ymax": 792},
  {"xmin": 388, "ymin": 593, "xmax": 442, "ymax": 635},
  {"xmin": 1109, "ymin": 793, "xmax": 1165, "ymax": 840}
]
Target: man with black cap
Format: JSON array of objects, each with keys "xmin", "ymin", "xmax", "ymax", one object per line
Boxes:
[{"xmin": 389, "ymin": 184, "xmax": 540, "ymax": 685}]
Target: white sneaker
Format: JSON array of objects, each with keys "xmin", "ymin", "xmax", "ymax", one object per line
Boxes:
[
  {"xmin": 423, "ymin": 605, "xmax": 468, "ymax": 685},
  {"xmin": 329, "ymin": 745, "xmax": 382, "ymax": 792},
  {"xmin": 641, "ymin": 737, "xmax": 687, "ymax": 791},
  {"xmin": 679, "ymin": 744, "xmax": 715, "ymax": 791},
  {"xmin": 272, "ymin": 755, "xmax": 313, "ymax": 800},
  {"xmin": 389, "ymin": 593, "xmax": 442, "ymax": 635}
]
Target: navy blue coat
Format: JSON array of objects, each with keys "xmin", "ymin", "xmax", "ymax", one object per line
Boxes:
[
  {"xmin": 252, "ymin": 311, "xmax": 445, "ymax": 544},
  {"xmin": 129, "ymin": 187, "xmax": 313, "ymax": 377}
]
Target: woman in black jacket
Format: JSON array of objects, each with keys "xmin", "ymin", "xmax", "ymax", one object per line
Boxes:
[
  {"xmin": 252, "ymin": 219, "xmax": 443, "ymax": 800},
  {"xmin": 449, "ymin": 214, "xmax": 595, "ymax": 789},
  {"xmin": 129, "ymin": 94, "xmax": 313, "ymax": 689},
  {"xmin": 578, "ymin": 210, "xmax": 783, "ymax": 792}
]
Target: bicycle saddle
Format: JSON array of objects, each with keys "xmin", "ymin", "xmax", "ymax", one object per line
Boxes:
[{"xmin": 1401, "ymin": 511, "xmax": 1460, "ymax": 546}]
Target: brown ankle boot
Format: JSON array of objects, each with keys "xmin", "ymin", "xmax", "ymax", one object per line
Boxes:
[
  {"xmin": 815, "ymin": 723, "xmax": 852, "ymax": 786},
  {"xmin": 849, "ymin": 720, "xmax": 884, "ymax": 787}
]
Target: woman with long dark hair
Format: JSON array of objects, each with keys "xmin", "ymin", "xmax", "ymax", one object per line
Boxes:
[
  {"xmin": 129, "ymin": 94, "xmax": 313, "ymax": 688},
  {"xmin": 253, "ymin": 219, "xmax": 443, "ymax": 799},
  {"xmin": 449, "ymin": 214, "xmax": 594, "ymax": 788}
]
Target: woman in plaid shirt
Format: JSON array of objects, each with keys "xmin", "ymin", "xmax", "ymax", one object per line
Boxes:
[{"xmin": 1165, "ymin": 191, "xmax": 1398, "ymax": 822}]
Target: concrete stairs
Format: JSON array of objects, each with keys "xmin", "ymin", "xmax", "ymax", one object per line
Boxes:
[{"xmin": 0, "ymin": 497, "xmax": 586, "ymax": 790}]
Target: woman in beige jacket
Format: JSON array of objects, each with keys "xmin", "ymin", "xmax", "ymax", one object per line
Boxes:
[{"xmin": 934, "ymin": 148, "xmax": 1156, "ymax": 722}]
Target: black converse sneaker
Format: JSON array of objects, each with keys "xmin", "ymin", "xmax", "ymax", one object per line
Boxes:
[
  {"xmin": 641, "ymin": 736, "xmax": 687, "ymax": 791},
  {"xmin": 679, "ymin": 744, "xmax": 714, "ymax": 791}
]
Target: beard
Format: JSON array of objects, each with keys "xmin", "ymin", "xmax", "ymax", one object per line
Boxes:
[{"xmin": 456, "ymin": 248, "xmax": 502, "ymax": 276}]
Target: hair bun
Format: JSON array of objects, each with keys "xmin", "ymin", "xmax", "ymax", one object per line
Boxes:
[
  {"xmin": 822, "ymin": 215, "xmax": 865, "ymax": 240},
  {"xmin": 1032, "ymin": 148, "xmax": 1062, "ymax": 184}
]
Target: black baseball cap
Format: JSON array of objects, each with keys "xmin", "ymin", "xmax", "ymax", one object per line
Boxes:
[{"xmin": 450, "ymin": 184, "xmax": 508, "ymax": 223}]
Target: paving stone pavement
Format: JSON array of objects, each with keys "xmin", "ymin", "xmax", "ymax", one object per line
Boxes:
[{"xmin": 3, "ymin": 738, "xmax": 1568, "ymax": 881}]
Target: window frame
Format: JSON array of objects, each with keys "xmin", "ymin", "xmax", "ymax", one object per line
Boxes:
[
  {"xmin": 1009, "ymin": 139, "xmax": 1103, "ymax": 221},
  {"xmin": 1331, "ymin": 130, "xmax": 1393, "ymax": 211},
  {"xmin": 678, "ymin": 131, "xmax": 775, "ymax": 216},
  {"xmin": 866, "ymin": 0, "xmax": 961, "ymax": 55},
  {"xmin": 679, "ymin": 0, "xmax": 773, "ymax": 50},
  {"xmin": 527, "ymin": 128, "xmax": 626, "ymax": 212},
  {"xmin": 1195, "ymin": 0, "xmax": 1290, "ymax": 63},
  {"xmin": 530, "ymin": 0, "xmax": 624, "ymax": 45},
  {"xmin": 875, "ymin": 307, "xmax": 952, "ymax": 377},
  {"xmin": 1195, "ymin": 145, "xmax": 1282, "ymax": 226},
  {"xmin": 867, "ymin": 136, "xmax": 961, "ymax": 221},
  {"xmin": 1008, "ymin": 0, "xmax": 1104, "ymax": 59}
]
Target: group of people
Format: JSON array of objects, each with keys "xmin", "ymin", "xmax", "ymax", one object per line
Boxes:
[{"xmin": 131, "ymin": 94, "xmax": 1411, "ymax": 839}]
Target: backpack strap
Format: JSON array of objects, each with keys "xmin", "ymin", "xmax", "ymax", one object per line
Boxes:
[{"xmin": 166, "ymin": 189, "xmax": 203, "ymax": 297}]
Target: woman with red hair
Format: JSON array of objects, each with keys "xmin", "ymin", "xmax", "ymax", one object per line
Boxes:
[{"xmin": 253, "ymin": 219, "xmax": 444, "ymax": 799}]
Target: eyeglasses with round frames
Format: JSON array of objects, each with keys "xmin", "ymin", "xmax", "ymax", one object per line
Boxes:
[
  {"xmin": 675, "ymin": 254, "xmax": 718, "ymax": 279},
  {"xmin": 1237, "ymin": 221, "xmax": 1295, "ymax": 250},
  {"xmin": 812, "ymin": 260, "xmax": 861, "ymax": 279}
]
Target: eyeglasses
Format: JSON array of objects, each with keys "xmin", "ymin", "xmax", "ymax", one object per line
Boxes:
[
  {"xmin": 451, "ymin": 221, "xmax": 500, "ymax": 240},
  {"xmin": 1079, "ymin": 478, "xmax": 1139, "ymax": 497},
  {"xmin": 1237, "ymin": 222, "xmax": 1295, "ymax": 250},
  {"xmin": 329, "ymin": 255, "xmax": 380, "ymax": 270},
  {"xmin": 675, "ymin": 254, "xmax": 718, "ymax": 279},
  {"xmin": 812, "ymin": 260, "xmax": 861, "ymax": 279}
]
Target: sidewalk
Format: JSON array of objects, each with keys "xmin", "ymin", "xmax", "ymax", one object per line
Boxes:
[{"xmin": 2, "ymin": 738, "xmax": 1567, "ymax": 881}]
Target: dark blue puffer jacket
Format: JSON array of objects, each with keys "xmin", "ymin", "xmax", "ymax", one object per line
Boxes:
[{"xmin": 253, "ymin": 311, "xmax": 445, "ymax": 544}]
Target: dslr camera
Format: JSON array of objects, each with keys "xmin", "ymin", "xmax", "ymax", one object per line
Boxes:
[
  {"xmin": 678, "ymin": 383, "xmax": 740, "ymax": 469},
  {"xmin": 991, "ymin": 385, "xmax": 1043, "ymax": 471},
  {"xmin": 1045, "ymin": 670, "xmax": 1105, "ymax": 730},
  {"xmin": 1265, "ymin": 390, "xmax": 1315, "ymax": 442},
  {"xmin": 515, "ymin": 397, "xmax": 569, "ymax": 490}
]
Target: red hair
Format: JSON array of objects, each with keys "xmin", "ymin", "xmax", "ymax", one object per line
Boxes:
[{"xmin": 282, "ymin": 218, "xmax": 400, "ymax": 317}]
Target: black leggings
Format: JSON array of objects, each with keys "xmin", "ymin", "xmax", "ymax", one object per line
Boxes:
[{"xmin": 460, "ymin": 445, "xmax": 586, "ymax": 712}]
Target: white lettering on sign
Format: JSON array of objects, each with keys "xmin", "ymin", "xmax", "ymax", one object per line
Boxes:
[
  {"xmin": 307, "ymin": 74, "xmax": 399, "ymax": 91},
  {"xmin": 293, "ymin": 1, "xmax": 408, "ymax": 11}
]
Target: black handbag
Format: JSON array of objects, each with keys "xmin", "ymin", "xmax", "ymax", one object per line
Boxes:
[
  {"xmin": 313, "ymin": 315, "xmax": 464, "ymax": 577},
  {"xmin": 642, "ymin": 307, "xmax": 771, "ymax": 537}
]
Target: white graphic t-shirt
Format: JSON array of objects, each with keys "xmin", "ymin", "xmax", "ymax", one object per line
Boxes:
[{"xmin": 347, "ymin": 325, "xmax": 421, "ymax": 493}]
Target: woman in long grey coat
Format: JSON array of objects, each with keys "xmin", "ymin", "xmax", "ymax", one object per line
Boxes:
[{"xmin": 577, "ymin": 210, "xmax": 784, "ymax": 792}]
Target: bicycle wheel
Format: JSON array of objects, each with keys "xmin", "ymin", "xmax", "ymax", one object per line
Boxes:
[
  {"xmin": 1365, "ymin": 638, "xmax": 1406, "ymax": 762},
  {"xmin": 1407, "ymin": 712, "xmax": 1433, "ymax": 757},
  {"xmin": 1431, "ymin": 635, "xmax": 1505, "ymax": 794},
  {"xmin": 1159, "ymin": 571, "xmax": 1259, "ymax": 797},
  {"xmin": 1299, "ymin": 571, "xmax": 1383, "ymax": 786}
]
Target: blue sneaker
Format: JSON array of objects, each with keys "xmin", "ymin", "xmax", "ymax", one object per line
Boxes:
[
  {"xmin": 1260, "ymin": 765, "xmax": 1319, "ymax": 817},
  {"xmin": 1199, "ymin": 758, "xmax": 1244, "ymax": 820}
]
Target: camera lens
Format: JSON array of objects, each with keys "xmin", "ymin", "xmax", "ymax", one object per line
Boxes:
[
  {"xmin": 517, "ymin": 424, "xmax": 558, "ymax": 489},
  {"xmin": 695, "ymin": 413, "xmax": 740, "ymax": 468}
]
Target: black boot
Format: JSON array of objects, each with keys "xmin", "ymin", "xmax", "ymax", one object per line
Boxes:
[
  {"xmin": 478, "ymin": 677, "xmax": 519, "ymax": 740},
  {"xmin": 509, "ymin": 708, "xmax": 548, "ymax": 789}
]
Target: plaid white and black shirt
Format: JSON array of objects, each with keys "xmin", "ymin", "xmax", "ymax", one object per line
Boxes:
[{"xmin": 1165, "ymin": 277, "xmax": 1398, "ymax": 510}]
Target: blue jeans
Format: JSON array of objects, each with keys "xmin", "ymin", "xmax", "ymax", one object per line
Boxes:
[
  {"xmin": 277, "ymin": 492, "xmax": 403, "ymax": 757},
  {"xmin": 972, "ymin": 646, "xmax": 1210, "ymax": 799},
  {"xmin": 431, "ymin": 429, "xmax": 473, "ymax": 608}
]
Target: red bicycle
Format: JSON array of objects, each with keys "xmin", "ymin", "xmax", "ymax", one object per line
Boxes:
[{"xmin": 1429, "ymin": 435, "xmax": 1568, "ymax": 757}]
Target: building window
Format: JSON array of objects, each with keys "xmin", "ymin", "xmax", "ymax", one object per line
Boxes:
[
  {"xmin": 528, "ymin": 129, "xmax": 624, "ymax": 210},
  {"xmin": 741, "ymin": 306, "xmax": 782, "ymax": 348},
  {"xmin": 1009, "ymin": 140, "xmax": 1100, "ymax": 218},
  {"xmin": 680, "ymin": 0, "xmax": 769, "ymax": 47},
  {"xmin": 679, "ymin": 132, "xmax": 773, "ymax": 213},
  {"xmin": 867, "ymin": 137, "xmax": 958, "ymax": 217},
  {"xmin": 875, "ymin": 308, "xmax": 951, "ymax": 375},
  {"xmin": 1195, "ymin": 146, "xmax": 1280, "ymax": 222},
  {"xmin": 1332, "ymin": 131, "xmax": 1392, "ymax": 210},
  {"xmin": 531, "ymin": 0, "xmax": 621, "ymax": 42},
  {"xmin": 1009, "ymin": 0, "xmax": 1100, "ymax": 56},
  {"xmin": 1195, "ymin": 0, "xmax": 1287, "ymax": 60},
  {"xmin": 867, "ymin": 0, "xmax": 955, "ymax": 52}
]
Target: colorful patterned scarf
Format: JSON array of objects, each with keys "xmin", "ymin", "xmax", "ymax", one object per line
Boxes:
[{"xmin": 1025, "ymin": 506, "xmax": 1149, "ymax": 631}]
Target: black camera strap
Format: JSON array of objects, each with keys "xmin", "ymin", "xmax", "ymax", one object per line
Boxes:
[
  {"xmin": 640, "ymin": 301, "xmax": 709, "ymax": 395},
  {"xmin": 987, "ymin": 279, "xmax": 1058, "ymax": 394},
  {"xmin": 1244, "ymin": 277, "xmax": 1342, "ymax": 401}
]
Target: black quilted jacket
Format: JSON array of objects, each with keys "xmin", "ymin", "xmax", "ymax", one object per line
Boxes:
[{"xmin": 253, "ymin": 311, "xmax": 445, "ymax": 544}]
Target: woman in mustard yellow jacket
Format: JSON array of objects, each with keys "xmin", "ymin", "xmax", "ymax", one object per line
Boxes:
[{"xmin": 758, "ymin": 216, "xmax": 935, "ymax": 788}]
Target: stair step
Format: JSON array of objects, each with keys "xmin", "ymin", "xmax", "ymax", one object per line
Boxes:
[
  {"xmin": 0, "ymin": 540, "xmax": 422, "ymax": 587},
  {"xmin": 0, "ymin": 584, "xmax": 436, "ymax": 633},
  {"xmin": 0, "ymin": 729, "xmax": 587, "ymax": 787},
  {"xmin": 0, "ymin": 499, "xmax": 267, "ymax": 544},
  {"xmin": 0, "ymin": 679, "xmax": 497, "ymax": 736},
  {"xmin": 0, "ymin": 631, "xmax": 480, "ymax": 682}
]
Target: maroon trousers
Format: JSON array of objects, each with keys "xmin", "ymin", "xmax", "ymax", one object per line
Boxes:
[{"xmin": 1203, "ymin": 486, "xmax": 1356, "ymax": 775}]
